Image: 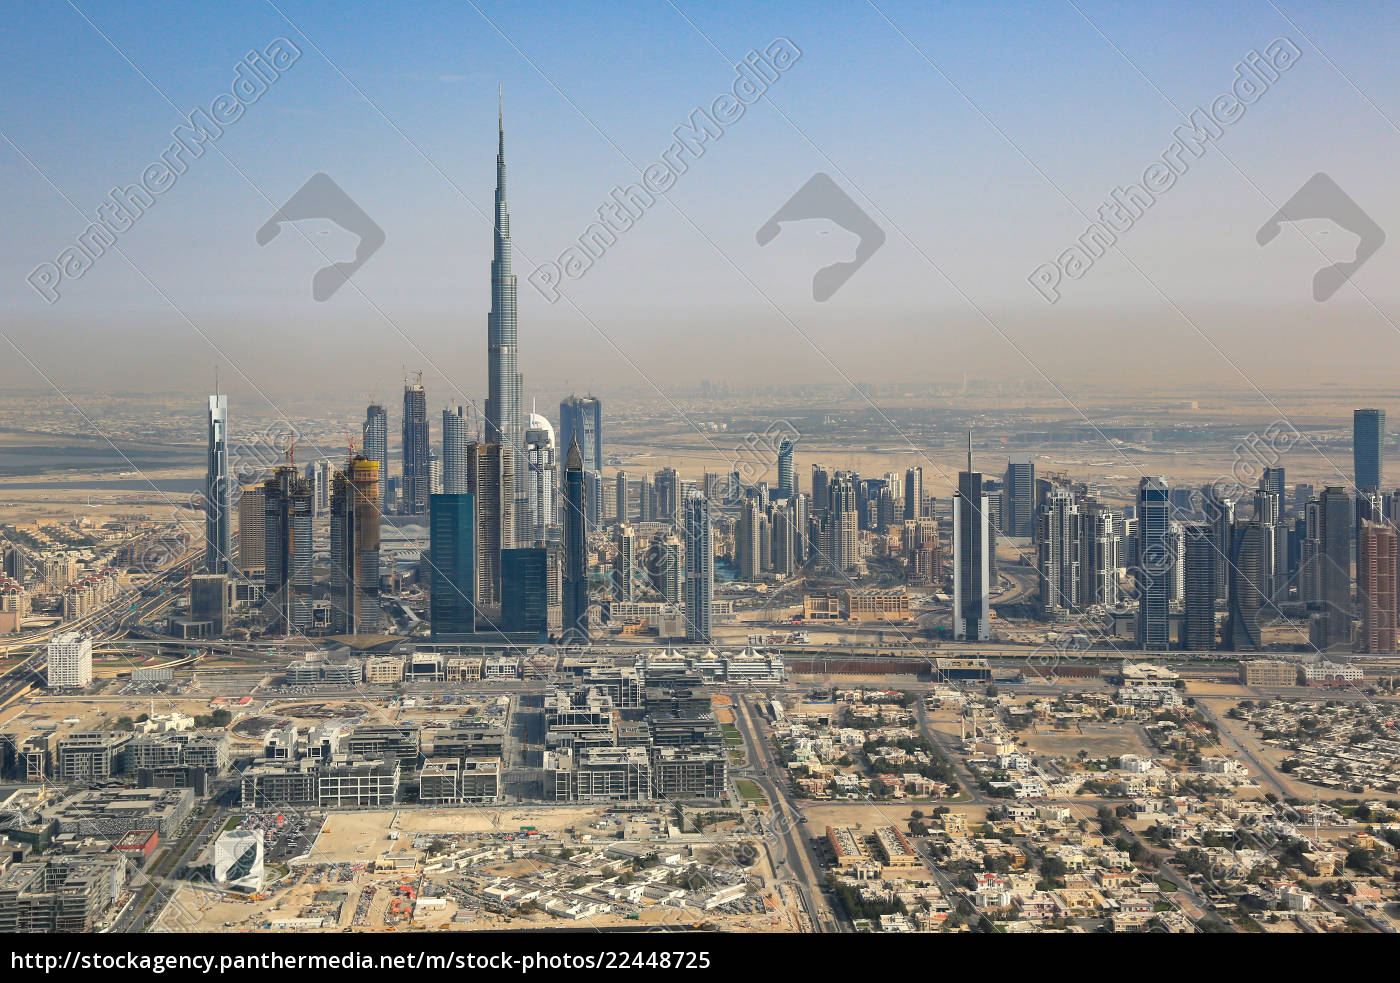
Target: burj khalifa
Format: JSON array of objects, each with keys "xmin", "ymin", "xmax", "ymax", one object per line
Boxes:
[{"xmin": 484, "ymin": 92, "xmax": 529, "ymax": 541}]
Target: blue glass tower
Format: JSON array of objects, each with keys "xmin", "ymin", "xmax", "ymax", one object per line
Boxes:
[{"xmin": 429, "ymin": 493, "xmax": 476, "ymax": 636}]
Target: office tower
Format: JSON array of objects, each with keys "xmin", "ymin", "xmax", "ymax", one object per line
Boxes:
[
  {"xmin": 502, "ymin": 547, "xmax": 549, "ymax": 636},
  {"xmin": 953, "ymin": 453, "xmax": 990, "ymax": 641},
  {"xmin": 613, "ymin": 524, "xmax": 638, "ymax": 602},
  {"xmin": 304, "ymin": 459, "xmax": 332, "ymax": 517},
  {"xmin": 429, "ymin": 493, "xmax": 476, "ymax": 636},
  {"xmin": 1294, "ymin": 482, "xmax": 1315, "ymax": 516},
  {"xmin": 1300, "ymin": 496, "xmax": 1323, "ymax": 606},
  {"xmin": 559, "ymin": 394, "xmax": 603, "ymax": 474},
  {"xmin": 46, "ymin": 632, "xmax": 92, "ymax": 689},
  {"xmin": 1003, "ymin": 456, "xmax": 1035, "ymax": 538},
  {"xmin": 776, "ymin": 439, "xmax": 796, "ymax": 500},
  {"xmin": 429, "ymin": 451, "xmax": 442, "ymax": 497},
  {"xmin": 1037, "ymin": 485, "xmax": 1081, "ymax": 619},
  {"xmin": 328, "ymin": 455, "xmax": 381, "ymax": 635},
  {"xmin": 485, "ymin": 99, "xmax": 527, "ymax": 538},
  {"xmin": 190, "ymin": 573, "xmax": 228, "ymax": 635},
  {"xmin": 1359, "ymin": 520, "xmax": 1398, "ymax": 653},
  {"xmin": 1167, "ymin": 522, "xmax": 1186, "ymax": 608},
  {"xmin": 827, "ymin": 476, "xmax": 859, "ymax": 572},
  {"xmin": 684, "ymin": 493, "xmax": 713, "ymax": 642},
  {"xmin": 468, "ymin": 442, "xmax": 515, "ymax": 613},
  {"xmin": 584, "ymin": 470, "xmax": 603, "ymax": 532},
  {"xmin": 1226, "ymin": 520, "xmax": 1268, "ymax": 651},
  {"xmin": 363, "ymin": 403, "xmax": 389, "ymax": 508},
  {"xmin": 237, "ymin": 485, "xmax": 265, "ymax": 575},
  {"xmin": 1318, "ymin": 485, "xmax": 1353, "ymax": 650},
  {"xmin": 638, "ymin": 476, "xmax": 657, "ymax": 523},
  {"xmin": 614, "ymin": 471, "xmax": 629, "ymax": 525},
  {"xmin": 562, "ymin": 436, "xmax": 589, "ymax": 643},
  {"xmin": 811, "ymin": 466, "xmax": 830, "ymax": 513},
  {"xmin": 523, "ymin": 410, "xmax": 557, "ymax": 543},
  {"xmin": 1136, "ymin": 477, "xmax": 1171, "ymax": 649},
  {"xmin": 205, "ymin": 393, "xmax": 230, "ymax": 574},
  {"xmin": 401, "ymin": 378, "xmax": 430, "ymax": 515},
  {"xmin": 1355, "ymin": 408, "xmax": 1385, "ymax": 492},
  {"xmin": 903, "ymin": 467, "xmax": 923, "ymax": 521},
  {"xmin": 1181, "ymin": 523, "xmax": 1217, "ymax": 650},
  {"xmin": 262, "ymin": 463, "xmax": 314, "ymax": 634},
  {"xmin": 655, "ymin": 468, "xmax": 680, "ymax": 524},
  {"xmin": 442, "ymin": 406, "xmax": 471, "ymax": 495}
]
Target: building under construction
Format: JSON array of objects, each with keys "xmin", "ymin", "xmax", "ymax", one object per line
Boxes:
[
  {"xmin": 262, "ymin": 462, "xmax": 314, "ymax": 634},
  {"xmin": 329, "ymin": 454, "xmax": 382, "ymax": 635}
]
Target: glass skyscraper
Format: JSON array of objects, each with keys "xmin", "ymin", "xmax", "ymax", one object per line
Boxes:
[
  {"xmin": 1355, "ymin": 408, "xmax": 1385, "ymax": 491},
  {"xmin": 1136, "ymin": 476, "xmax": 1171, "ymax": 649},
  {"xmin": 429, "ymin": 492, "xmax": 476, "ymax": 637},
  {"xmin": 204, "ymin": 393, "xmax": 230, "ymax": 574}
]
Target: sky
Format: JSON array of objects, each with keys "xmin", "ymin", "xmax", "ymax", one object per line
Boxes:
[{"xmin": 2, "ymin": 0, "xmax": 1400, "ymax": 411}]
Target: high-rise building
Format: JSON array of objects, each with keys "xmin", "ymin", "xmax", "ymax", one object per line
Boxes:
[
  {"xmin": 1181, "ymin": 523, "xmax": 1217, "ymax": 650},
  {"xmin": 953, "ymin": 459, "xmax": 990, "ymax": 642},
  {"xmin": 1136, "ymin": 477, "xmax": 1171, "ymax": 649},
  {"xmin": 1003, "ymin": 456, "xmax": 1035, "ymax": 539},
  {"xmin": 614, "ymin": 471, "xmax": 629, "ymax": 526},
  {"xmin": 613, "ymin": 524, "xmax": 637, "ymax": 602},
  {"xmin": 655, "ymin": 468, "xmax": 680, "ymax": 525},
  {"xmin": 559, "ymin": 394, "xmax": 603, "ymax": 474},
  {"xmin": 401, "ymin": 378, "xmax": 430, "ymax": 515},
  {"xmin": 237, "ymin": 485, "xmax": 265, "ymax": 576},
  {"xmin": 776, "ymin": 439, "xmax": 796, "ymax": 500},
  {"xmin": 584, "ymin": 470, "xmax": 603, "ymax": 532},
  {"xmin": 658, "ymin": 533, "xmax": 684, "ymax": 606},
  {"xmin": 304, "ymin": 459, "xmax": 332, "ymax": 517},
  {"xmin": 501, "ymin": 547, "xmax": 549, "ymax": 637},
  {"xmin": 638, "ymin": 477, "xmax": 657, "ymax": 523},
  {"xmin": 1037, "ymin": 484, "xmax": 1081, "ymax": 619},
  {"xmin": 826, "ymin": 476, "xmax": 859, "ymax": 573},
  {"xmin": 205, "ymin": 394, "xmax": 230, "ymax": 574},
  {"xmin": 1225, "ymin": 520, "xmax": 1267, "ymax": 651},
  {"xmin": 442, "ymin": 406, "xmax": 471, "ymax": 495},
  {"xmin": 485, "ymin": 98, "xmax": 527, "ymax": 545},
  {"xmin": 562, "ymin": 436, "xmax": 589, "ymax": 643},
  {"xmin": 329, "ymin": 455, "xmax": 380, "ymax": 635},
  {"xmin": 684, "ymin": 493, "xmax": 713, "ymax": 642},
  {"xmin": 1355, "ymin": 408, "xmax": 1385, "ymax": 492},
  {"xmin": 1261, "ymin": 466, "xmax": 1285, "ymax": 506},
  {"xmin": 1318, "ymin": 485, "xmax": 1353, "ymax": 650},
  {"xmin": 737, "ymin": 496, "xmax": 764, "ymax": 582},
  {"xmin": 468, "ymin": 442, "xmax": 515, "ymax": 614},
  {"xmin": 521, "ymin": 410, "xmax": 557, "ymax": 544},
  {"xmin": 903, "ymin": 467, "xmax": 923, "ymax": 521},
  {"xmin": 429, "ymin": 493, "xmax": 476, "ymax": 637},
  {"xmin": 1359, "ymin": 520, "xmax": 1398, "ymax": 653},
  {"xmin": 811, "ymin": 466, "xmax": 830, "ymax": 513},
  {"xmin": 262, "ymin": 463, "xmax": 313, "ymax": 634},
  {"xmin": 363, "ymin": 403, "xmax": 389, "ymax": 508},
  {"xmin": 46, "ymin": 632, "xmax": 93, "ymax": 689}
]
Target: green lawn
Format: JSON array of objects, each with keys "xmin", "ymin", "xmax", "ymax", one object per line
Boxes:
[{"xmin": 735, "ymin": 779, "xmax": 768, "ymax": 807}]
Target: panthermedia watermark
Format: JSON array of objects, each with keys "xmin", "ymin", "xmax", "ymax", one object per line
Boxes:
[
  {"xmin": 26, "ymin": 38, "xmax": 302, "ymax": 304},
  {"xmin": 528, "ymin": 38, "xmax": 801, "ymax": 302},
  {"xmin": 1029, "ymin": 37, "xmax": 1300, "ymax": 303}
]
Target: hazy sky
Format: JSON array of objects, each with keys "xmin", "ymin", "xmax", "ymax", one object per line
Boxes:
[{"xmin": 3, "ymin": 0, "xmax": 1400, "ymax": 414}]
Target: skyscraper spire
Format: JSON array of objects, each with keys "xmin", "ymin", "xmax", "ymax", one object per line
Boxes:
[{"xmin": 484, "ymin": 85, "xmax": 529, "ymax": 541}]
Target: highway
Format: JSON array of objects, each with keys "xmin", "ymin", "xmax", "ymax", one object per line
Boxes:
[{"xmin": 729, "ymin": 691, "xmax": 846, "ymax": 932}]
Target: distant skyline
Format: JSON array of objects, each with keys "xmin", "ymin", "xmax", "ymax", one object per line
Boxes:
[{"xmin": 4, "ymin": 0, "xmax": 1400, "ymax": 406}]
